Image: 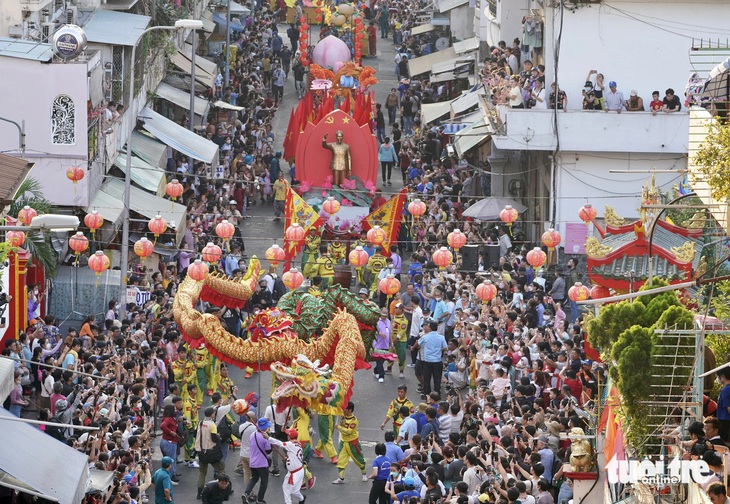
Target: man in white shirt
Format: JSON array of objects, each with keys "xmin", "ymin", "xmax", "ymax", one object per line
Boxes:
[
  {"xmin": 268, "ymin": 429, "xmax": 305, "ymax": 504},
  {"xmin": 235, "ymin": 412, "xmax": 258, "ymax": 483},
  {"xmin": 604, "ymin": 80, "xmax": 626, "ymax": 112},
  {"xmin": 408, "ymin": 297, "xmax": 423, "ymax": 368},
  {"xmin": 264, "ymin": 403, "xmax": 292, "ymax": 476}
]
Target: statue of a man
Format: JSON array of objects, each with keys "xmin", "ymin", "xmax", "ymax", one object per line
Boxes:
[{"xmin": 322, "ymin": 130, "xmax": 352, "ymax": 186}]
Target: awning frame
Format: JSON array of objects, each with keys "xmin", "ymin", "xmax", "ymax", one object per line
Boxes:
[{"xmin": 140, "ymin": 107, "xmax": 219, "ymax": 165}]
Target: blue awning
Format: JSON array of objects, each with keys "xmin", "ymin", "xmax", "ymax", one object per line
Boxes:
[{"xmin": 212, "ymin": 12, "xmax": 245, "ymax": 32}]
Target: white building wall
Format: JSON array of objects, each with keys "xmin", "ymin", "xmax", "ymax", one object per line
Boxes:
[
  {"xmin": 479, "ymin": 0, "xmax": 530, "ymax": 48},
  {"xmin": 0, "ymin": 57, "xmax": 90, "ymax": 206},
  {"xmin": 542, "ymin": 1, "xmax": 730, "ymax": 113}
]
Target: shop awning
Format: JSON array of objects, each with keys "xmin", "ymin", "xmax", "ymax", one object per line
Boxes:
[
  {"xmin": 200, "ymin": 11, "xmax": 216, "ymax": 33},
  {"xmin": 88, "ymin": 470, "xmax": 116, "ymax": 494},
  {"xmin": 411, "ymin": 23, "xmax": 437, "ymax": 35},
  {"xmin": 228, "ymin": 0, "xmax": 251, "ymax": 15},
  {"xmin": 82, "ymin": 10, "xmax": 151, "ymax": 46},
  {"xmin": 431, "ymin": 54, "xmax": 475, "ymax": 75},
  {"xmin": 453, "ymin": 37, "xmax": 480, "ymax": 54},
  {"xmin": 170, "ymin": 50, "xmax": 216, "ymax": 89},
  {"xmin": 438, "ymin": 0, "xmax": 469, "ymax": 13},
  {"xmin": 213, "ymin": 100, "xmax": 245, "ymax": 111},
  {"xmin": 430, "ymin": 72, "xmax": 476, "ymax": 83},
  {"xmin": 114, "ymin": 153, "xmax": 166, "ymax": 196},
  {"xmin": 421, "ymin": 101, "xmax": 452, "ymax": 125},
  {"xmin": 408, "ymin": 46, "xmax": 456, "ymax": 77},
  {"xmin": 0, "ymin": 153, "xmax": 33, "ymax": 204},
  {"xmin": 454, "ymin": 118, "xmax": 493, "ymax": 156},
  {"xmin": 102, "ymin": 178, "xmax": 187, "ymax": 245},
  {"xmin": 182, "ymin": 44, "xmax": 219, "ymax": 76},
  {"xmin": 212, "ymin": 12, "xmax": 245, "ymax": 33},
  {"xmin": 0, "ymin": 407, "xmax": 90, "ymax": 504},
  {"xmin": 451, "ymin": 86, "xmax": 486, "ymax": 117},
  {"xmin": 140, "ymin": 107, "xmax": 218, "ymax": 164},
  {"xmin": 85, "ymin": 186, "xmax": 124, "ymax": 235},
  {"xmin": 128, "ymin": 131, "xmax": 168, "ymax": 169},
  {"xmin": 0, "ymin": 358, "xmax": 14, "ymax": 404},
  {"xmin": 154, "ymin": 81, "xmax": 209, "ymax": 118}
]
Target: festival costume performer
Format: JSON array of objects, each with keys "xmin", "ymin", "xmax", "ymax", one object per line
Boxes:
[
  {"xmin": 353, "ymin": 232, "xmax": 372, "ymax": 286},
  {"xmin": 215, "ymin": 363, "xmax": 236, "ymax": 402},
  {"xmin": 308, "ymin": 276, "xmax": 323, "ymax": 297},
  {"xmin": 171, "ymin": 348, "xmax": 196, "ymax": 402},
  {"xmin": 380, "ymin": 384, "xmax": 413, "ymax": 434},
  {"xmin": 315, "ymin": 245, "xmax": 335, "ymax": 290},
  {"xmin": 294, "ymin": 407, "xmax": 316, "ymax": 489},
  {"xmin": 332, "ymin": 401, "xmax": 368, "ymax": 484},
  {"xmin": 194, "ymin": 345, "xmax": 209, "ymax": 403},
  {"xmin": 183, "ymin": 383, "xmax": 199, "ymax": 466},
  {"xmin": 302, "ymin": 229, "xmax": 321, "ymax": 279},
  {"xmin": 328, "ymin": 238, "xmax": 347, "ymax": 265},
  {"xmin": 313, "ymin": 408, "xmax": 338, "ymax": 463},
  {"xmin": 391, "ymin": 304, "xmax": 409, "ymax": 377},
  {"xmin": 321, "ymin": 131, "xmax": 352, "ymax": 187},
  {"xmin": 367, "ymin": 248, "xmax": 388, "ymax": 297},
  {"xmin": 269, "ymin": 428, "xmax": 306, "ymax": 504}
]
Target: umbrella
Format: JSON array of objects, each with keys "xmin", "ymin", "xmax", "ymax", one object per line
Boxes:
[{"xmin": 462, "ymin": 197, "xmax": 527, "ymax": 221}]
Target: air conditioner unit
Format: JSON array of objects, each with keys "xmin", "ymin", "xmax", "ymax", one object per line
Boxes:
[
  {"xmin": 8, "ymin": 25, "xmax": 23, "ymax": 39},
  {"xmin": 41, "ymin": 21, "xmax": 56, "ymax": 42},
  {"xmin": 65, "ymin": 5, "xmax": 78, "ymax": 25}
]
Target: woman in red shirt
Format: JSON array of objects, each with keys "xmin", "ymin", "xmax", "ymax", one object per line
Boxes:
[{"xmin": 159, "ymin": 405, "xmax": 181, "ymax": 483}]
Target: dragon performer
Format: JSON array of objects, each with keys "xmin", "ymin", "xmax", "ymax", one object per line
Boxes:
[{"xmin": 173, "ymin": 257, "xmax": 374, "ymax": 414}]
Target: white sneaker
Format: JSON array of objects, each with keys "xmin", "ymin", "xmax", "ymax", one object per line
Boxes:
[
  {"xmin": 399, "ymin": 373, "xmax": 405, "ymax": 379},
  {"xmin": 362, "ymin": 475, "xmax": 369, "ymax": 482},
  {"xmin": 188, "ymin": 461, "xmax": 199, "ymax": 468},
  {"xmin": 332, "ymin": 478, "xmax": 345, "ymax": 484},
  {"xmin": 378, "ymin": 378, "xmax": 384, "ymax": 383}
]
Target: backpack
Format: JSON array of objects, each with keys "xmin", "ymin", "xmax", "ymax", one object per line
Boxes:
[
  {"xmin": 216, "ymin": 407, "xmax": 233, "ymax": 444},
  {"xmin": 46, "ymin": 415, "xmax": 66, "ymax": 441},
  {"xmin": 272, "ymin": 277, "xmax": 287, "ymax": 302}
]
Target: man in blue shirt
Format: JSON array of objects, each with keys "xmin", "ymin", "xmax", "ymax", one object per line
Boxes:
[
  {"xmin": 152, "ymin": 457, "xmax": 174, "ymax": 504},
  {"xmin": 224, "ymin": 243, "xmax": 242, "ymax": 277},
  {"xmin": 416, "ymin": 321, "xmax": 447, "ymax": 397},
  {"xmin": 383, "ymin": 430, "xmax": 405, "ymax": 464},
  {"xmin": 432, "ymin": 290, "xmax": 448, "ymax": 334}
]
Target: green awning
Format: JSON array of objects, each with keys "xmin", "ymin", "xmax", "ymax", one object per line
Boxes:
[{"xmin": 114, "ymin": 153, "xmax": 166, "ymax": 196}]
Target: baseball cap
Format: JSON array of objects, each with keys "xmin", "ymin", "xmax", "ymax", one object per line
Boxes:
[
  {"xmin": 478, "ymin": 494, "xmax": 490, "ymax": 503},
  {"xmin": 359, "ymin": 288, "xmax": 369, "ymax": 295},
  {"xmin": 161, "ymin": 456, "xmax": 174, "ymax": 468},
  {"xmin": 229, "ymin": 200, "xmax": 237, "ymax": 205},
  {"xmin": 630, "ymin": 90, "xmax": 637, "ymax": 96},
  {"xmin": 204, "ymin": 407, "xmax": 215, "ymax": 417},
  {"xmin": 582, "ymin": 359, "xmax": 593, "ymax": 366},
  {"xmin": 609, "ymin": 81, "xmax": 617, "ymax": 87},
  {"xmin": 403, "ymin": 476, "xmax": 415, "ymax": 487},
  {"xmin": 284, "ymin": 428, "xmax": 299, "ymax": 439},
  {"xmin": 538, "ymin": 434, "xmax": 550, "ymax": 444},
  {"xmin": 257, "ymin": 418, "xmax": 273, "ymax": 431}
]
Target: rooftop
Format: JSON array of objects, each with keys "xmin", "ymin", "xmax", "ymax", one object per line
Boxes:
[{"xmin": 0, "ymin": 38, "xmax": 53, "ymax": 62}]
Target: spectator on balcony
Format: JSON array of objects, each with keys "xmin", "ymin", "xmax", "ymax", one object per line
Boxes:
[
  {"xmin": 521, "ymin": 60, "xmax": 534, "ymax": 79},
  {"xmin": 505, "ymin": 48, "xmax": 519, "ymax": 76},
  {"xmin": 531, "ymin": 79, "xmax": 548, "ymax": 110},
  {"xmin": 549, "ymin": 83, "xmax": 567, "ymax": 111},
  {"xmin": 509, "ymin": 77, "xmax": 525, "ymax": 109},
  {"xmin": 704, "ymin": 417, "xmax": 728, "ymax": 452},
  {"xmin": 662, "ymin": 88, "xmax": 682, "ymax": 113},
  {"xmin": 582, "ymin": 82, "xmax": 599, "ymax": 110},
  {"xmin": 604, "ymin": 81, "xmax": 626, "ymax": 113},
  {"xmin": 586, "ymin": 70, "xmax": 605, "ymax": 110},
  {"xmin": 650, "ymin": 91, "xmax": 664, "ymax": 115},
  {"xmin": 625, "ymin": 90, "xmax": 645, "ymax": 111},
  {"xmin": 707, "ymin": 482, "xmax": 729, "ymax": 504}
]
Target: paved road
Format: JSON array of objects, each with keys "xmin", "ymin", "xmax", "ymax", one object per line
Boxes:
[{"xmin": 168, "ymin": 26, "xmax": 415, "ymax": 504}]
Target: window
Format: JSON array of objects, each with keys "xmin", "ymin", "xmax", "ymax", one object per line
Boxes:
[{"xmin": 51, "ymin": 95, "xmax": 76, "ymax": 145}]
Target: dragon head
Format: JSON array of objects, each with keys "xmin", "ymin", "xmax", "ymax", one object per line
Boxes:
[
  {"xmin": 247, "ymin": 308, "xmax": 294, "ymax": 342},
  {"xmin": 271, "ymin": 355, "xmax": 341, "ymax": 412}
]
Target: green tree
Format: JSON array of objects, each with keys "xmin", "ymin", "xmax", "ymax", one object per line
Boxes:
[
  {"xmin": 586, "ymin": 300, "xmax": 645, "ymax": 351},
  {"xmin": 8, "ymin": 178, "xmax": 58, "ymax": 278},
  {"xmin": 694, "ymin": 119, "xmax": 730, "ymax": 202}
]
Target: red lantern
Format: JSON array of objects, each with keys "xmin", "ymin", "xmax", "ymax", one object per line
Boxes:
[
  {"xmin": 134, "ymin": 237, "xmax": 154, "ymax": 259},
  {"xmin": 188, "ymin": 259, "xmax": 209, "ymax": 281},
  {"xmin": 568, "ymin": 282, "xmax": 590, "ymax": 303},
  {"xmin": 590, "ymin": 284, "xmax": 610, "ymax": 300},
  {"xmin": 88, "ymin": 251, "xmax": 110, "ymax": 280},
  {"xmin": 202, "ymin": 242, "xmax": 223, "ymax": 263},
  {"xmin": 475, "ymin": 281, "xmax": 497, "ymax": 303},
  {"xmin": 68, "ymin": 232, "xmax": 89, "ymax": 262},
  {"xmin": 84, "ymin": 211, "xmax": 104, "ymax": 237},
  {"xmin": 66, "ymin": 166, "xmax": 85, "ymax": 185},
  {"xmin": 301, "ymin": 23, "xmax": 309, "ymax": 30},
  {"xmin": 526, "ymin": 247, "xmax": 547, "ymax": 269},
  {"xmin": 282, "ymin": 268, "xmax": 304, "ymax": 290},
  {"xmin": 379, "ymin": 274, "xmax": 401, "ymax": 296},
  {"xmin": 6, "ymin": 230, "xmax": 25, "ymax": 248},
  {"xmin": 299, "ymin": 16, "xmax": 306, "ymax": 23},
  {"xmin": 285, "ymin": 223, "xmax": 306, "ymax": 243},
  {"xmin": 17, "ymin": 206, "xmax": 37, "ymax": 226},
  {"xmin": 349, "ymin": 246, "xmax": 369, "ymax": 268},
  {"xmin": 316, "ymin": 15, "xmax": 322, "ymax": 22},
  {"xmin": 499, "ymin": 205, "xmax": 519, "ymax": 227},
  {"xmin": 447, "ymin": 229, "xmax": 467, "ymax": 251},
  {"xmin": 148, "ymin": 215, "xmax": 168, "ymax": 239},
  {"xmin": 323, "ymin": 197, "xmax": 341, "ymax": 215},
  {"xmin": 166, "ymin": 179, "xmax": 184, "ymax": 201},
  {"xmin": 541, "ymin": 228, "xmax": 561, "ymax": 250},
  {"xmin": 315, "ymin": 7, "xmax": 322, "ymax": 13},
  {"xmin": 408, "ymin": 199, "xmax": 426, "ymax": 219},
  {"xmin": 215, "ymin": 219, "xmax": 236, "ymax": 242},
  {"xmin": 265, "ymin": 244, "xmax": 286, "ymax": 266},
  {"xmin": 432, "ymin": 246, "xmax": 453, "ymax": 270},
  {"xmin": 367, "ymin": 225, "xmax": 386, "ymax": 246},
  {"xmin": 578, "ymin": 204, "xmax": 597, "ymax": 225}
]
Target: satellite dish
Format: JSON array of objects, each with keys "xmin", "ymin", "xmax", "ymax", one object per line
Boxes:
[{"xmin": 435, "ymin": 37, "xmax": 449, "ymax": 51}]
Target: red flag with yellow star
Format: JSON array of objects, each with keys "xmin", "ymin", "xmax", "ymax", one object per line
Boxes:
[
  {"xmin": 283, "ymin": 188, "xmax": 324, "ymax": 271},
  {"xmin": 361, "ymin": 189, "xmax": 407, "ymax": 257}
]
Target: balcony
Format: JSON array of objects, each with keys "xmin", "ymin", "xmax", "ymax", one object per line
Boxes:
[{"xmin": 491, "ymin": 108, "xmax": 689, "ymax": 154}]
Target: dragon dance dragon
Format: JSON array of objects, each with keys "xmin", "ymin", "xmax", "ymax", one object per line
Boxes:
[{"xmin": 173, "ymin": 257, "xmax": 381, "ymax": 413}]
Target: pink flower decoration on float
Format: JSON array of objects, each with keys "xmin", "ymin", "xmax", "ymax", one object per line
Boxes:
[
  {"xmin": 299, "ymin": 180, "xmax": 312, "ymax": 194},
  {"xmin": 341, "ymin": 178, "xmax": 356, "ymax": 190},
  {"xmin": 341, "ymin": 198, "xmax": 352, "ymax": 206}
]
